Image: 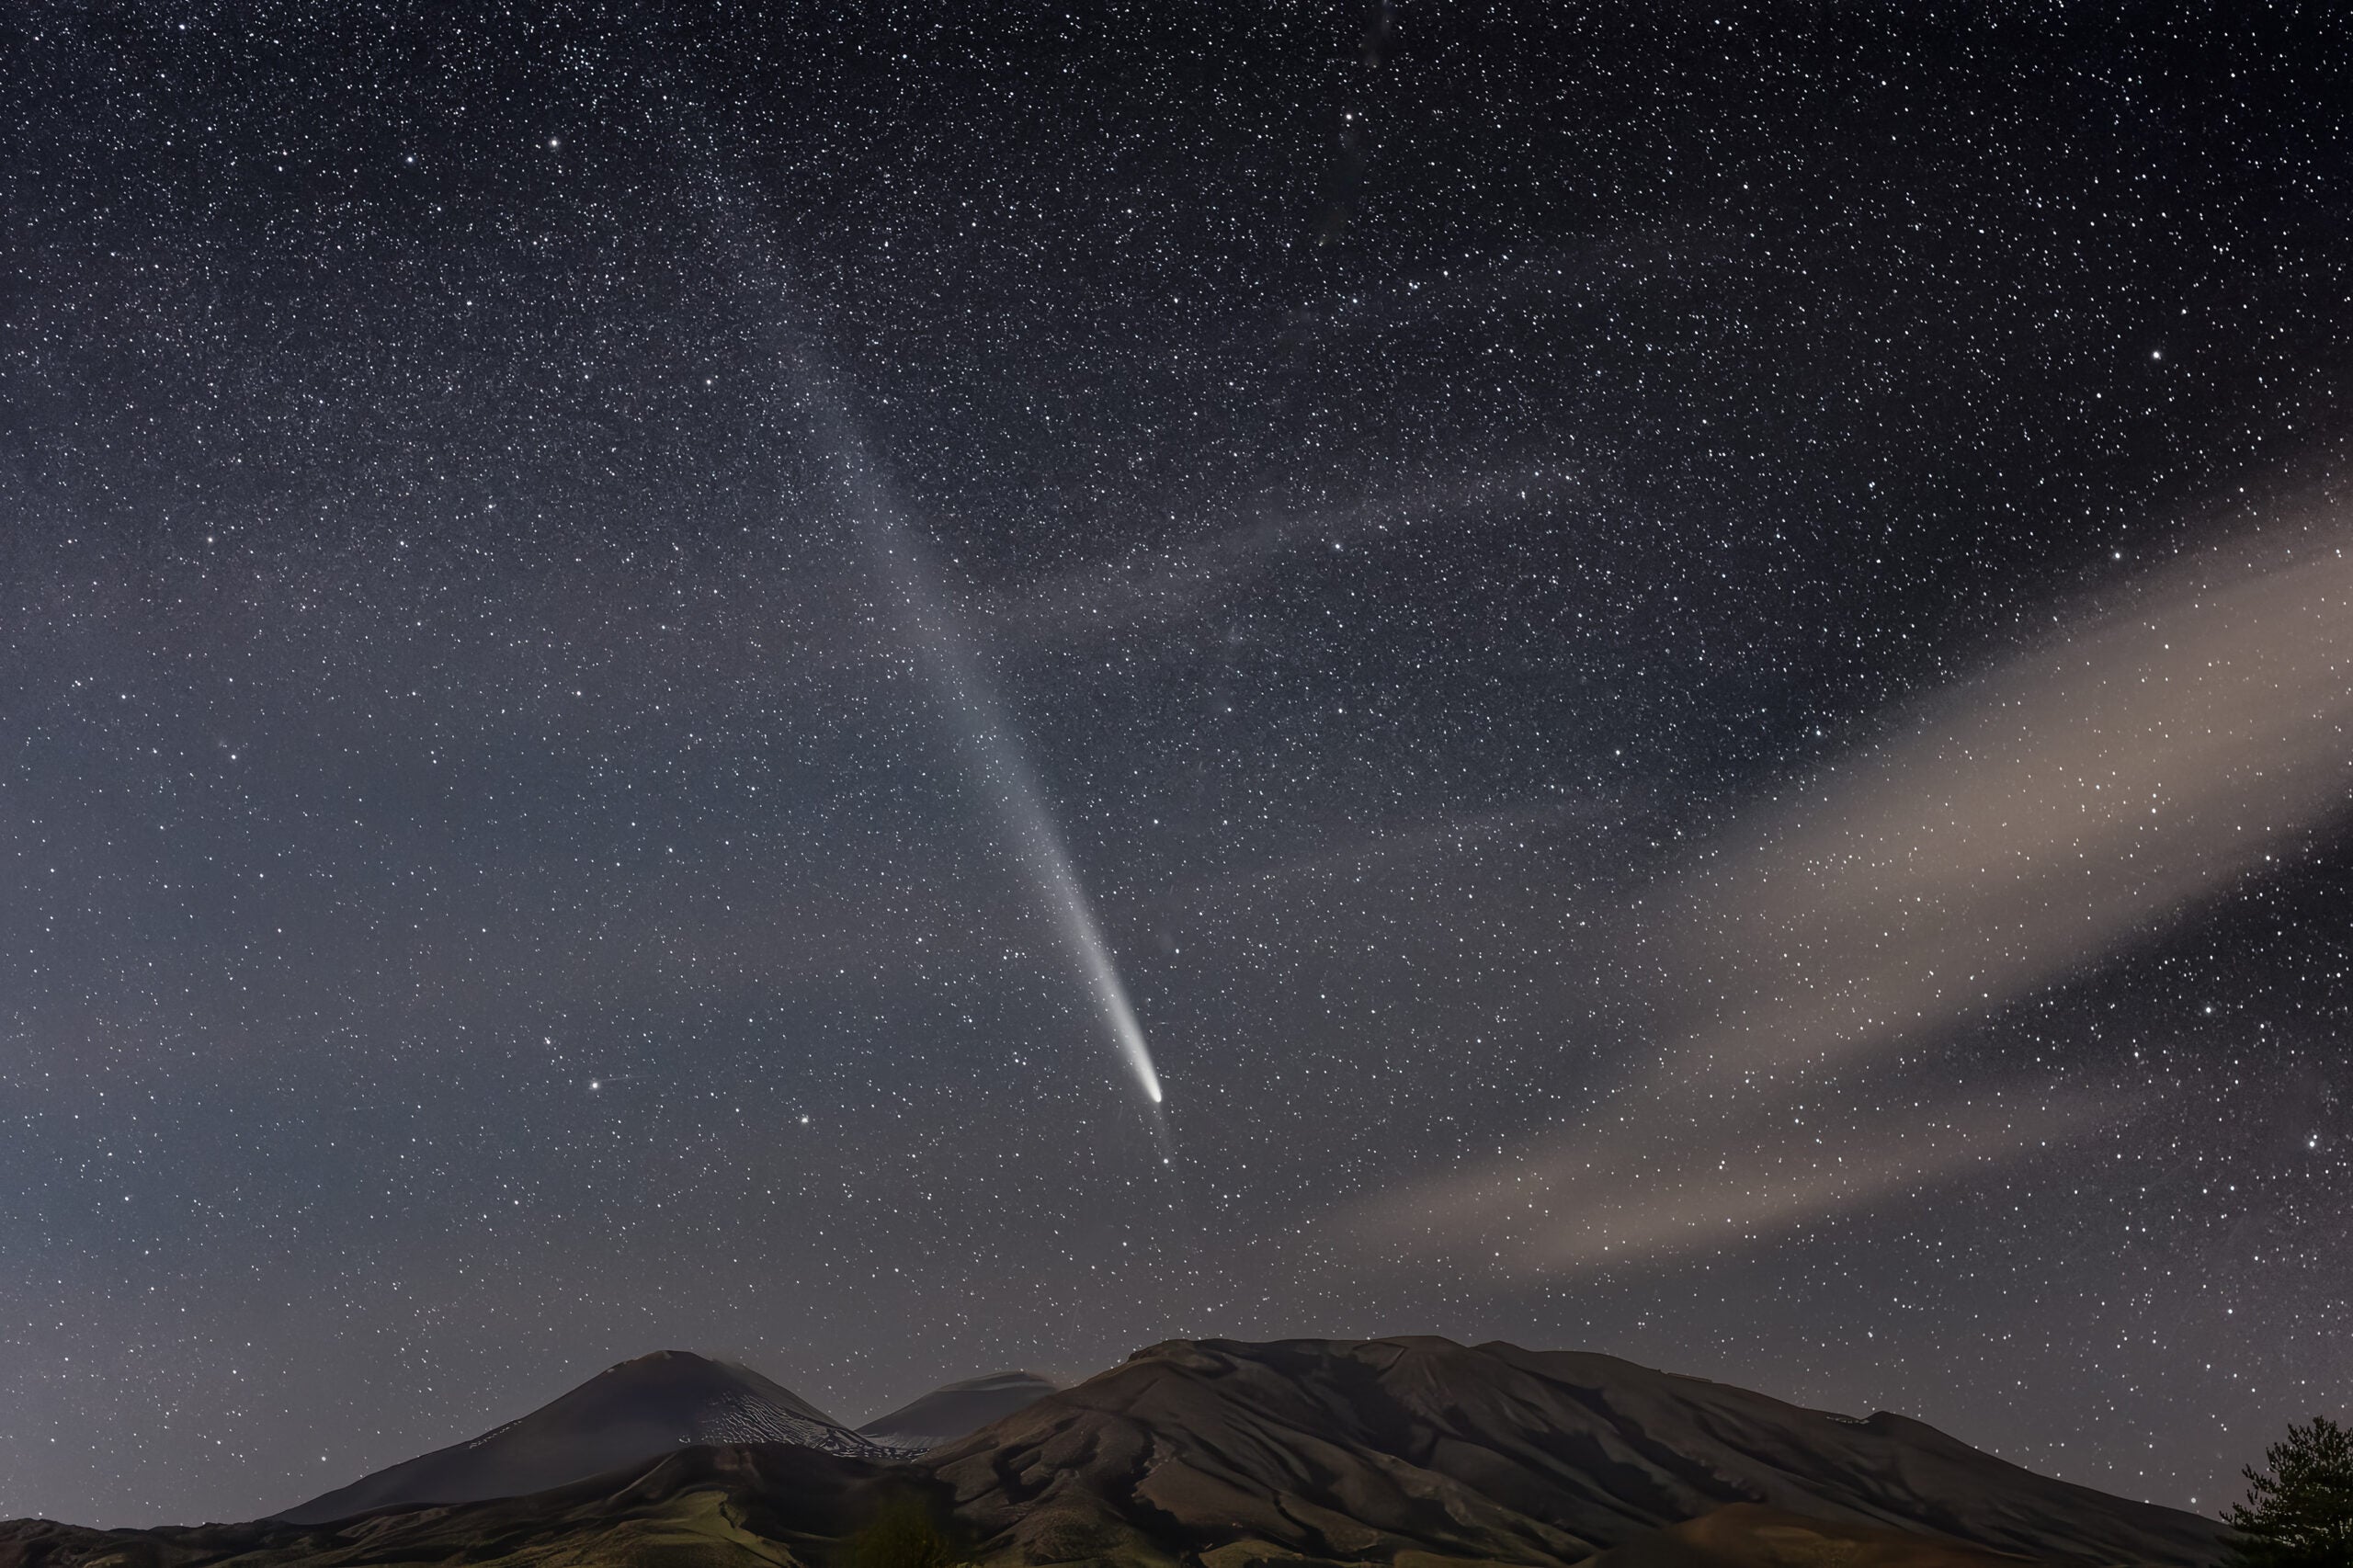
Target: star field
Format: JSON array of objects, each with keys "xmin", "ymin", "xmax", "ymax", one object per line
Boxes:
[{"xmin": 4, "ymin": 0, "xmax": 2349, "ymax": 1528}]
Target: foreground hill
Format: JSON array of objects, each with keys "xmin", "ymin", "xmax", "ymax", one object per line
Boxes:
[
  {"xmin": 0, "ymin": 1446, "xmax": 2094, "ymax": 1568},
  {"xmin": 0, "ymin": 1336, "xmax": 2226, "ymax": 1567},
  {"xmin": 0, "ymin": 1444, "xmax": 906, "ymax": 1568},
  {"xmin": 275, "ymin": 1350, "xmax": 883, "ymax": 1524},
  {"xmin": 1586, "ymin": 1503, "xmax": 2056, "ymax": 1568}
]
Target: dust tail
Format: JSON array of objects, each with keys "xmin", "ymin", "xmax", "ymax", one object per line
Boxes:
[{"xmin": 782, "ymin": 347, "xmax": 1175, "ymax": 1154}]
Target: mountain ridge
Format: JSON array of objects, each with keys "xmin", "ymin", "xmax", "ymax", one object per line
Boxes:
[
  {"xmin": 0, "ymin": 1335, "xmax": 2227, "ymax": 1567},
  {"xmin": 923, "ymin": 1336, "xmax": 2220, "ymax": 1566}
]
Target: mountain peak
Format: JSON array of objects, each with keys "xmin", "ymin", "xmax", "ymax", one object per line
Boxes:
[
  {"xmin": 857, "ymin": 1369, "xmax": 1062, "ymax": 1453},
  {"xmin": 273, "ymin": 1351, "xmax": 881, "ymax": 1525}
]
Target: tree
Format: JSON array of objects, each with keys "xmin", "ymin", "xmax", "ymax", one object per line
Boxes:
[{"xmin": 2224, "ymin": 1415, "xmax": 2353, "ymax": 1568}]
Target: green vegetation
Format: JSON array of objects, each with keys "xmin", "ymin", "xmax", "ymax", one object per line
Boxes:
[
  {"xmin": 2224, "ymin": 1415, "xmax": 2353, "ymax": 1568},
  {"xmin": 843, "ymin": 1493, "xmax": 966, "ymax": 1568}
]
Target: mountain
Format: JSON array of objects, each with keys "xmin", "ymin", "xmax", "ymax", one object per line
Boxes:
[
  {"xmin": 923, "ymin": 1336, "xmax": 2226, "ymax": 1566},
  {"xmin": 0, "ymin": 1336, "xmax": 2229, "ymax": 1567},
  {"xmin": 272, "ymin": 1348, "xmax": 883, "ymax": 1525},
  {"xmin": 858, "ymin": 1370, "xmax": 1062, "ymax": 1453}
]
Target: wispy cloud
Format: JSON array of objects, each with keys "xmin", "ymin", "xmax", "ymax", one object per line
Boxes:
[
  {"xmin": 977, "ymin": 461, "xmax": 1591, "ymax": 644},
  {"xmin": 1665, "ymin": 527, "xmax": 2353, "ymax": 1083},
  {"xmin": 1362, "ymin": 1084, "xmax": 2121, "ymax": 1271},
  {"xmin": 1348, "ymin": 519, "xmax": 2353, "ymax": 1271}
]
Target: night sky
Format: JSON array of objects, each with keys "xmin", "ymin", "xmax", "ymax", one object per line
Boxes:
[{"xmin": 6, "ymin": 0, "xmax": 2352, "ymax": 1530}]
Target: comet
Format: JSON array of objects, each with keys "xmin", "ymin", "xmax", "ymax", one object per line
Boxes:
[
  {"xmin": 872, "ymin": 519, "xmax": 1169, "ymax": 1119},
  {"xmin": 796, "ymin": 369, "xmax": 1170, "ymax": 1134}
]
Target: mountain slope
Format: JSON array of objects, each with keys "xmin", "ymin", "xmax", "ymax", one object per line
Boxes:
[
  {"xmin": 858, "ymin": 1371, "xmax": 1063, "ymax": 1453},
  {"xmin": 924, "ymin": 1336, "xmax": 2224, "ymax": 1567},
  {"xmin": 1586, "ymin": 1503, "xmax": 2047, "ymax": 1568},
  {"xmin": 2, "ymin": 1443, "xmax": 911, "ymax": 1568},
  {"xmin": 0, "ymin": 1446, "xmax": 2077, "ymax": 1568},
  {"xmin": 274, "ymin": 1350, "xmax": 883, "ymax": 1525}
]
